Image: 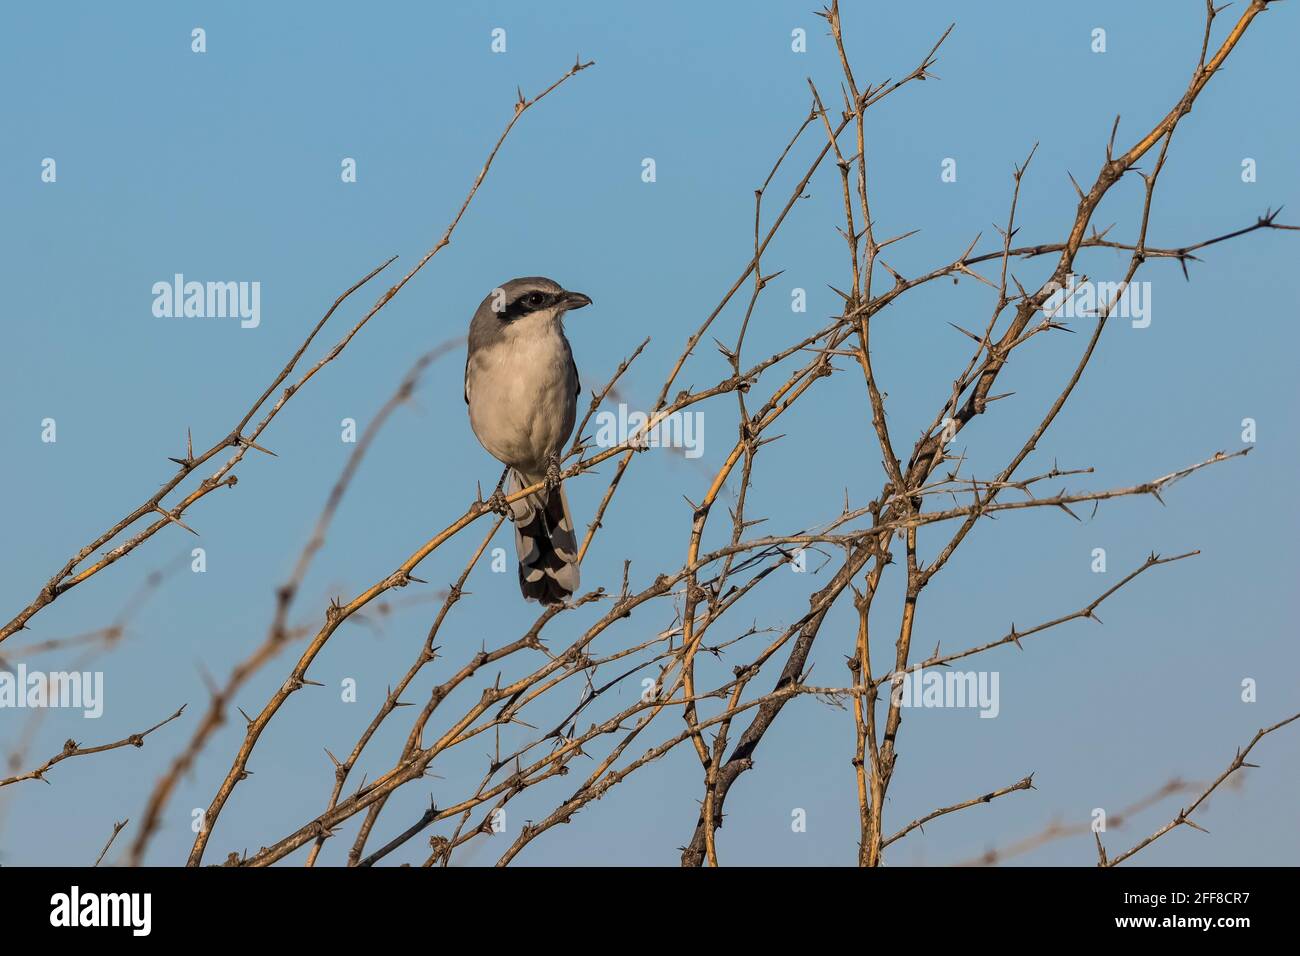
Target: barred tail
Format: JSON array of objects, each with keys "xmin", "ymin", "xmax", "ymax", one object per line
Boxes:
[{"xmin": 508, "ymin": 469, "xmax": 580, "ymax": 606}]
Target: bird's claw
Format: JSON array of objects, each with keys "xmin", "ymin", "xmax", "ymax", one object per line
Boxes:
[
  {"xmin": 545, "ymin": 456, "xmax": 563, "ymax": 491},
  {"xmin": 486, "ymin": 489, "xmax": 511, "ymax": 517}
]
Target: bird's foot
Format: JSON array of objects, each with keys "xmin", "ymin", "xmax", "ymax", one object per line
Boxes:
[
  {"xmin": 486, "ymin": 488, "xmax": 511, "ymax": 517},
  {"xmin": 544, "ymin": 455, "xmax": 563, "ymax": 491}
]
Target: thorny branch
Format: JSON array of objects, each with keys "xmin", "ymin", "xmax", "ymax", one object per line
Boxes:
[{"xmin": 0, "ymin": 706, "xmax": 184, "ymax": 789}]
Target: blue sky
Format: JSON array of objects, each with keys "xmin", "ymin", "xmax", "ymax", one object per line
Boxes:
[{"xmin": 1, "ymin": 0, "xmax": 1297, "ymax": 866}]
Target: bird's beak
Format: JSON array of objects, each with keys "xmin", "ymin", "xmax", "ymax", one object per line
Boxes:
[{"xmin": 561, "ymin": 290, "xmax": 592, "ymax": 311}]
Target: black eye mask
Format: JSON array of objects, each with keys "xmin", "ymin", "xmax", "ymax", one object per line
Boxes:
[{"xmin": 500, "ymin": 290, "xmax": 561, "ymax": 321}]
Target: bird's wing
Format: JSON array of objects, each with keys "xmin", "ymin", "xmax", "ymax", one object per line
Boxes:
[
  {"xmin": 569, "ymin": 351, "xmax": 581, "ymax": 401},
  {"xmin": 464, "ymin": 353, "xmax": 471, "ymax": 405}
]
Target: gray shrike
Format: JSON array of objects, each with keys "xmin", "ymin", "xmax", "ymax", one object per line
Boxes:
[{"xmin": 464, "ymin": 277, "xmax": 593, "ymax": 605}]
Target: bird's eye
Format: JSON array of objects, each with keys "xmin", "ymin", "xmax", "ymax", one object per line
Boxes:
[{"xmin": 525, "ymin": 292, "xmax": 547, "ymax": 308}]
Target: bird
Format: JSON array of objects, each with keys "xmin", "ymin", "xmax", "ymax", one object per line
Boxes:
[{"xmin": 464, "ymin": 277, "xmax": 593, "ymax": 605}]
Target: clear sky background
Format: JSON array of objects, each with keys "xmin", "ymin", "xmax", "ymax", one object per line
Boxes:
[{"xmin": 1, "ymin": 1, "xmax": 1296, "ymax": 867}]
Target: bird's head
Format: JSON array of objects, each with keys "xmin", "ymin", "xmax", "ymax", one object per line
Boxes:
[{"xmin": 477, "ymin": 277, "xmax": 592, "ymax": 327}]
